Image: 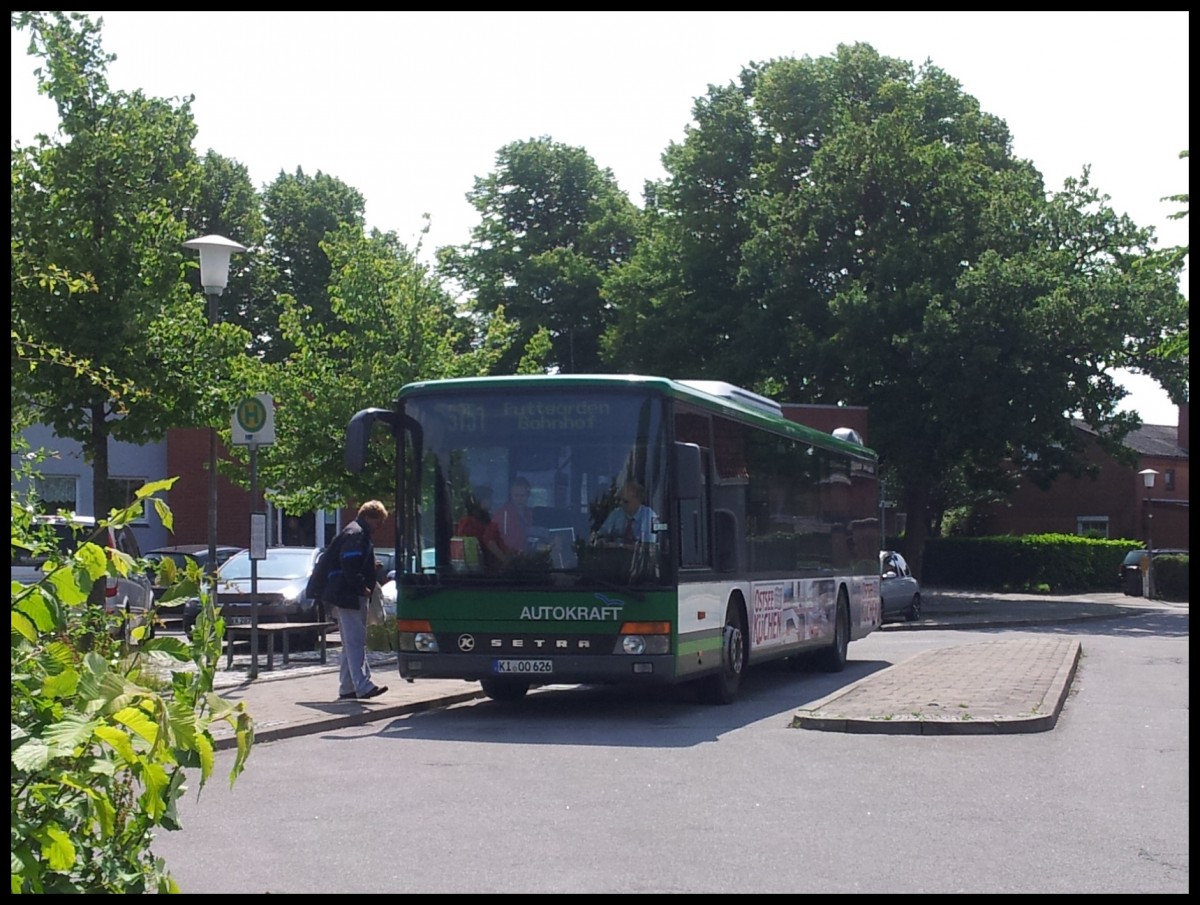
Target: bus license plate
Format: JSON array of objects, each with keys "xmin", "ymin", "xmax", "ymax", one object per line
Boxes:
[
  {"xmin": 228, "ymin": 616, "xmax": 251, "ymax": 625},
  {"xmin": 493, "ymin": 659, "xmax": 553, "ymax": 675}
]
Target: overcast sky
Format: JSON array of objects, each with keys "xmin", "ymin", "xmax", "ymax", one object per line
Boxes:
[{"xmin": 11, "ymin": 11, "xmax": 1189, "ymax": 424}]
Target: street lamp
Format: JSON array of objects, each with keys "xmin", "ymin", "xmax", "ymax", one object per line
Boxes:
[
  {"xmin": 1138, "ymin": 468, "xmax": 1159, "ymax": 599},
  {"xmin": 183, "ymin": 234, "xmax": 247, "ymax": 598}
]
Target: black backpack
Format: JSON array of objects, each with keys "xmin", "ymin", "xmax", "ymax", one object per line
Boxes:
[{"xmin": 305, "ymin": 537, "xmax": 340, "ymax": 602}]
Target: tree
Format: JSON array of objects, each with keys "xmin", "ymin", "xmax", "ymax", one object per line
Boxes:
[
  {"xmin": 602, "ymin": 44, "xmax": 1189, "ymax": 574},
  {"xmin": 11, "ymin": 11, "xmax": 249, "ymax": 520},
  {"xmin": 260, "ymin": 167, "xmax": 366, "ymax": 362},
  {"xmin": 439, "ymin": 137, "xmax": 641, "ymax": 374}
]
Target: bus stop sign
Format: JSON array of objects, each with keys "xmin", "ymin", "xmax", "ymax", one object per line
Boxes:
[{"xmin": 232, "ymin": 394, "xmax": 275, "ymax": 446}]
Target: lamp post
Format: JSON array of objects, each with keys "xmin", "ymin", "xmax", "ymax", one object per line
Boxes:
[
  {"xmin": 1138, "ymin": 468, "xmax": 1159, "ymax": 599},
  {"xmin": 183, "ymin": 234, "xmax": 247, "ymax": 606}
]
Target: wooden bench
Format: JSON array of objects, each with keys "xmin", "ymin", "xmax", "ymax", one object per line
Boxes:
[{"xmin": 224, "ymin": 621, "xmax": 338, "ymax": 670}]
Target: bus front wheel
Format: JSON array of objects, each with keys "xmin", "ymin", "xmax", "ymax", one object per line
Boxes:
[
  {"xmin": 697, "ymin": 602, "xmax": 746, "ymax": 705},
  {"xmin": 480, "ymin": 677, "xmax": 530, "ymax": 702}
]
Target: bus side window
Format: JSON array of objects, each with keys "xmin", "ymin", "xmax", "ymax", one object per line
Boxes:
[{"xmin": 714, "ymin": 509, "xmax": 738, "ymax": 573}]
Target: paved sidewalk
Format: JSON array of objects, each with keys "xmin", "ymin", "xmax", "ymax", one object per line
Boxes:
[
  {"xmin": 209, "ymin": 659, "xmax": 485, "ymax": 750},
  {"xmin": 793, "ymin": 636, "xmax": 1081, "ymax": 734},
  {"xmin": 204, "ymin": 589, "xmax": 1183, "ymax": 748}
]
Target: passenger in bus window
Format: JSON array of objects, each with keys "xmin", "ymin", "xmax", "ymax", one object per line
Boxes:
[
  {"xmin": 455, "ymin": 486, "xmax": 493, "ymax": 538},
  {"xmin": 484, "ymin": 477, "xmax": 533, "ymax": 564},
  {"xmin": 456, "ymin": 486, "xmax": 496, "ymax": 568},
  {"xmin": 593, "ymin": 481, "xmax": 657, "ymax": 547}
]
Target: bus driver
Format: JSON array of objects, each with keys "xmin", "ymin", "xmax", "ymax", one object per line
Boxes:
[{"xmin": 593, "ymin": 481, "xmax": 656, "ymax": 547}]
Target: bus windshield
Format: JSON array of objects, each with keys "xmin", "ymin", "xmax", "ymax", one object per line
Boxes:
[{"xmin": 400, "ymin": 388, "xmax": 669, "ymax": 587}]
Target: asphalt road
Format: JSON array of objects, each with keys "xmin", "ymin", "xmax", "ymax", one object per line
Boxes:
[{"xmin": 149, "ymin": 604, "xmax": 1189, "ymax": 893}]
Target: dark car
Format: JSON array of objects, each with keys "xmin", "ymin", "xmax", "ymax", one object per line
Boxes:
[
  {"xmin": 880, "ymin": 549, "xmax": 921, "ymax": 623},
  {"xmin": 145, "ymin": 544, "xmax": 243, "ymax": 601},
  {"xmin": 1119, "ymin": 548, "xmax": 1188, "ymax": 596},
  {"xmin": 374, "ymin": 547, "xmax": 396, "ymax": 584},
  {"xmin": 182, "ymin": 546, "xmax": 323, "ymax": 644}
]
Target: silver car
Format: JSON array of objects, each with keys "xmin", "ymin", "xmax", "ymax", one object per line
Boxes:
[
  {"xmin": 12, "ymin": 514, "xmax": 155, "ymax": 636},
  {"xmin": 182, "ymin": 546, "xmax": 323, "ymax": 645},
  {"xmin": 880, "ymin": 549, "xmax": 921, "ymax": 623}
]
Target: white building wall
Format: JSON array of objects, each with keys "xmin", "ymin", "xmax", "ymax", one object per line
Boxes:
[{"xmin": 13, "ymin": 425, "xmax": 170, "ymax": 550}]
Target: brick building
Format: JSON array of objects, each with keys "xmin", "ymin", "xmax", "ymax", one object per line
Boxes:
[{"xmin": 971, "ymin": 404, "xmax": 1189, "ymax": 548}]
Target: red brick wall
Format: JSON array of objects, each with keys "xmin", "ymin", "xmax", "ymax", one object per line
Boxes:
[{"xmin": 165, "ymin": 428, "xmax": 258, "ymax": 547}]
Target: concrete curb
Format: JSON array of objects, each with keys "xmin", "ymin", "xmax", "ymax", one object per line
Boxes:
[
  {"xmin": 213, "ymin": 689, "xmax": 487, "ymax": 750},
  {"xmin": 879, "ymin": 611, "xmax": 1138, "ymax": 631}
]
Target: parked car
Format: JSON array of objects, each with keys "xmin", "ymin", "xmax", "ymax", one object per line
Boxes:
[
  {"xmin": 12, "ymin": 514, "xmax": 154, "ymax": 637},
  {"xmin": 379, "ymin": 575, "xmax": 397, "ymax": 618},
  {"xmin": 144, "ymin": 544, "xmax": 243, "ymax": 601},
  {"xmin": 182, "ymin": 546, "xmax": 324, "ymax": 644},
  {"xmin": 1119, "ymin": 548, "xmax": 1188, "ymax": 596},
  {"xmin": 374, "ymin": 547, "xmax": 396, "ymax": 584},
  {"xmin": 880, "ymin": 549, "xmax": 921, "ymax": 623}
]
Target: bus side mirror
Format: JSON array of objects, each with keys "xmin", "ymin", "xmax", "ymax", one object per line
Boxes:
[
  {"xmin": 674, "ymin": 442, "xmax": 702, "ymax": 501},
  {"xmin": 344, "ymin": 408, "xmax": 397, "ymax": 473}
]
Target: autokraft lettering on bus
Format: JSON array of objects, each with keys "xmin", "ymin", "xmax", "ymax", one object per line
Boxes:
[{"xmin": 519, "ymin": 599, "xmax": 625, "ymax": 622}]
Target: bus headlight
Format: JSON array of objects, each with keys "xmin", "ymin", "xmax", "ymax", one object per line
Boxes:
[
  {"xmin": 615, "ymin": 634, "xmax": 670, "ymax": 655},
  {"xmin": 411, "ymin": 632, "xmax": 439, "ymax": 652},
  {"xmin": 621, "ymin": 635, "xmax": 646, "ymax": 655},
  {"xmin": 614, "ymin": 621, "xmax": 670, "ymax": 655},
  {"xmin": 398, "ymin": 619, "xmax": 438, "ymax": 653},
  {"xmin": 397, "ymin": 632, "xmax": 440, "ymax": 652}
]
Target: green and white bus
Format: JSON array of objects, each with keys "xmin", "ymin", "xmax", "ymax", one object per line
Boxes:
[{"xmin": 345, "ymin": 375, "xmax": 881, "ymax": 703}]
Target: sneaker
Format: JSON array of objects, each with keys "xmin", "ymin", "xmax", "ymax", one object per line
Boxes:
[
  {"xmin": 358, "ymin": 685, "xmax": 388, "ymax": 700},
  {"xmin": 337, "ymin": 691, "xmax": 357, "ymax": 700}
]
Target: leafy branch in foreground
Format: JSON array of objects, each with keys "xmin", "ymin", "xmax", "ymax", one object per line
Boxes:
[{"xmin": 11, "ymin": 476, "xmax": 254, "ymax": 893}]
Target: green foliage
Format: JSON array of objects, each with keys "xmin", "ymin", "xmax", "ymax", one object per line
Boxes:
[
  {"xmin": 922, "ymin": 534, "xmax": 1137, "ymax": 592},
  {"xmin": 259, "ymin": 167, "xmax": 367, "ymax": 362},
  {"xmin": 11, "ymin": 478, "xmax": 253, "ymax": 893},
  {"xmin": 1148, "ymin": 149, "xmax": 1189, "ymax": 391}
]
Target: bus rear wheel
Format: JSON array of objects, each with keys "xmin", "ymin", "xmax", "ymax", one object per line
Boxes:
[
  {"xmin": 480, "ymin": 677, "xmax": 530, "ymax": 702},
  {"xmin": 696, "ymin": 602, "xmax": 746, "ymax": 705},
  {"xmin": 816, "ymin": 591, "xmax": 850, "ymax": 673}
]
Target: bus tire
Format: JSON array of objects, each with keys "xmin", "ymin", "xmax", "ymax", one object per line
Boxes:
[
  {"xmin": 696, "ymin": 601, "xmax": 746, "ymax": 705},
  {"xmin": 816, "ymin": 590, "xmax": 850, "ymax": 673},
  {"xmin": 480, "ymin": 677, "xmax": 530, "ymax": 702}
]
